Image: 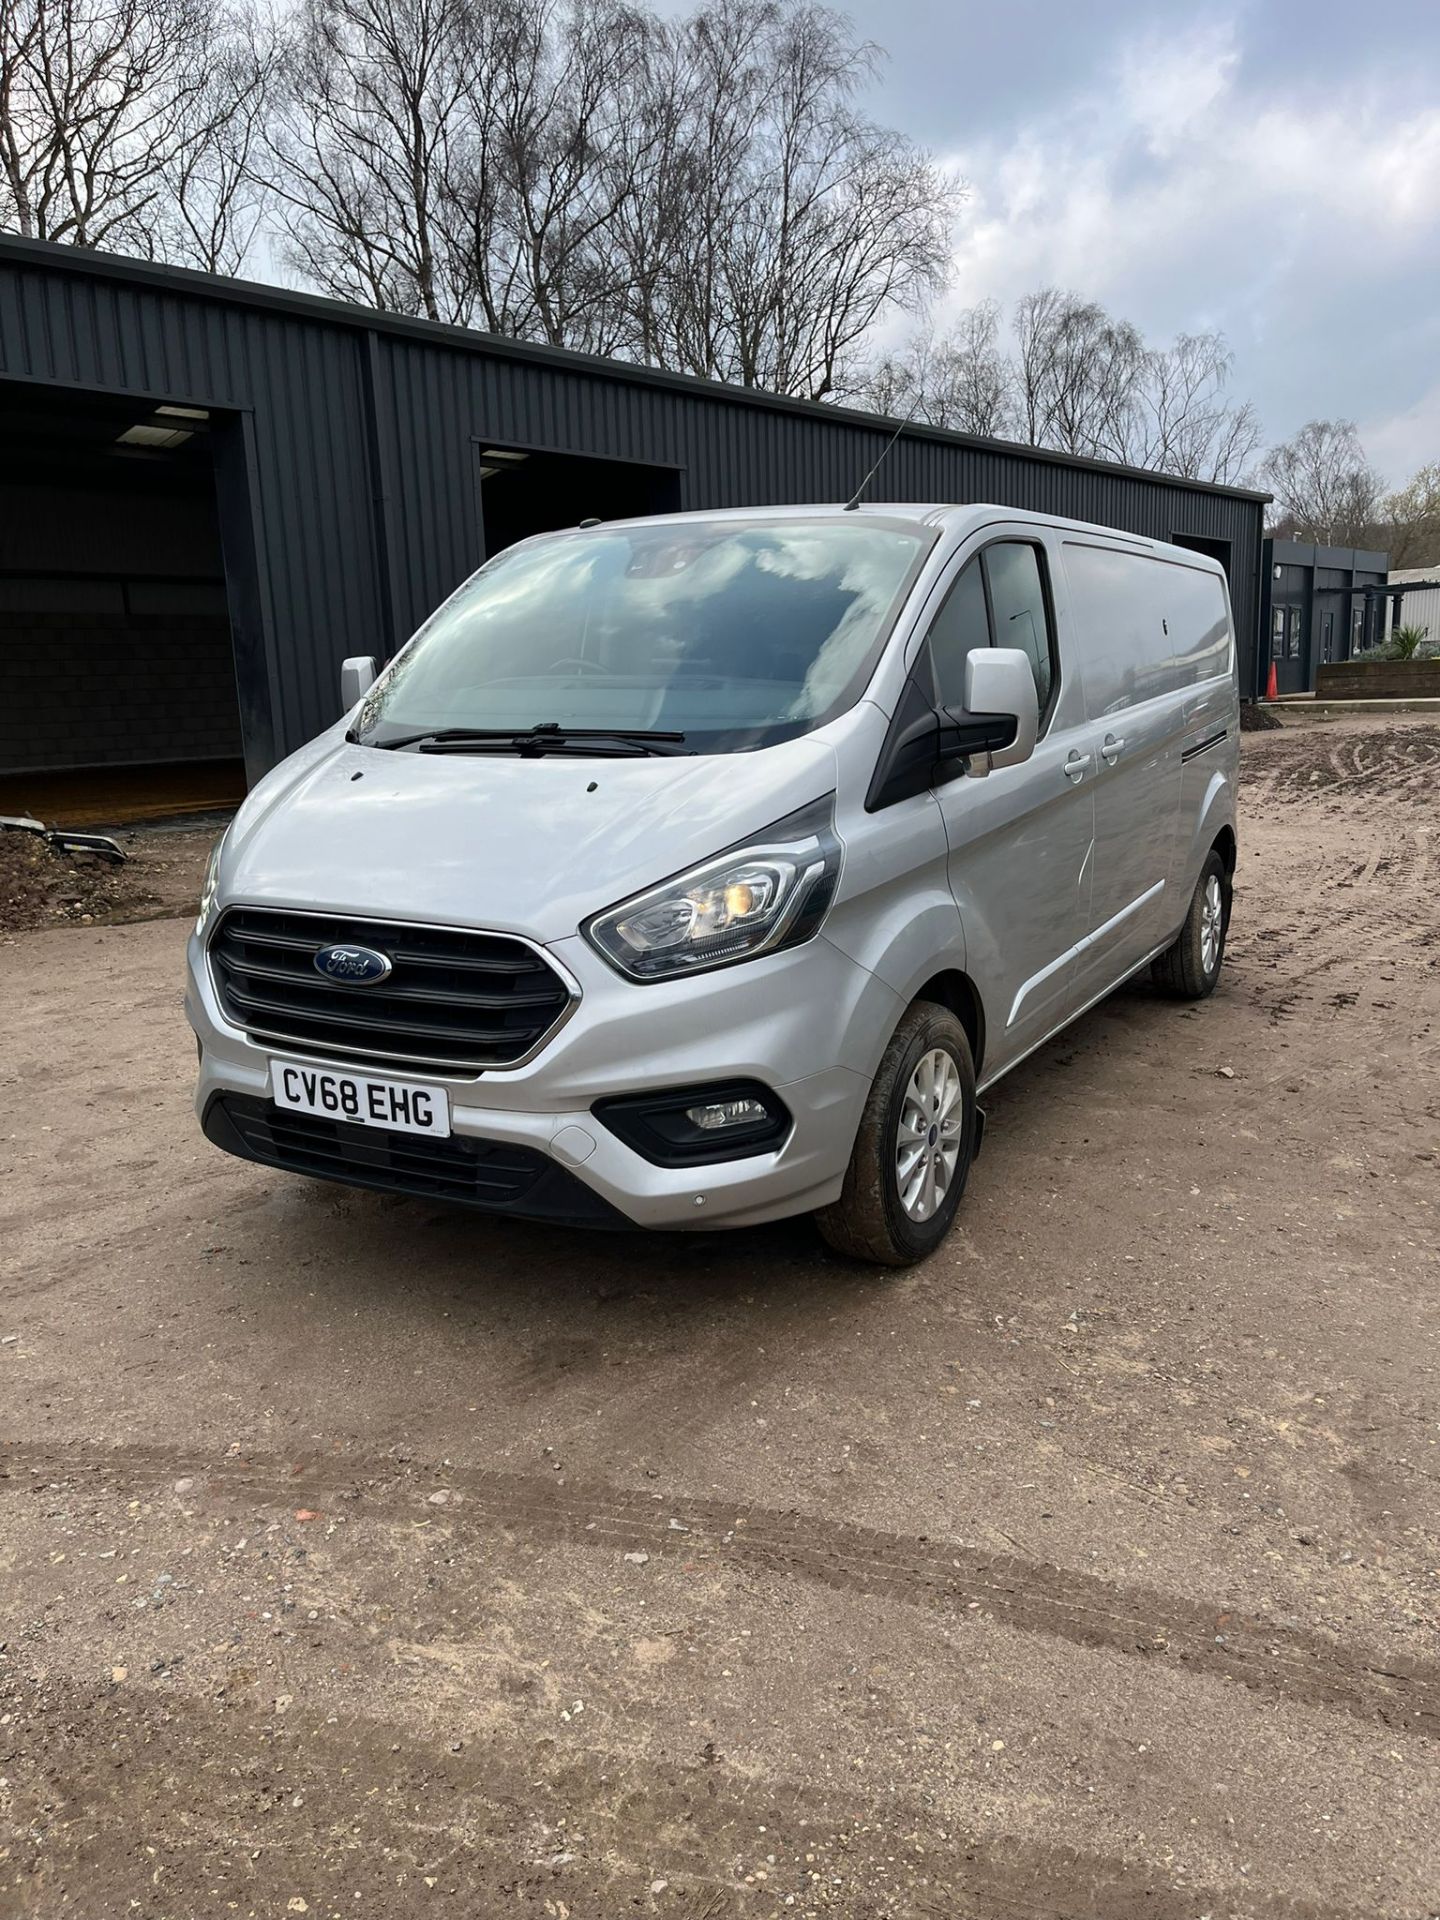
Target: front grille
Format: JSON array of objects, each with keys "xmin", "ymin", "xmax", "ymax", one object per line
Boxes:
[
  {"xmin": 215, "ymin": 1092, "xmax": 550, "ymax": 1206},
  {"xmin": 205, "ymin": 1094, "xmax": 628, "ymax": 1225},
  {"xmin": 209, "ymin": 907, "xmax": 575, "ymax": 1074}
]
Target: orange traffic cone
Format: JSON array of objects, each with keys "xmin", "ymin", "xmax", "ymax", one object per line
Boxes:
[{"xmin": 1265, "ymin": 660, "xmax": 1278, "ymax": 701}]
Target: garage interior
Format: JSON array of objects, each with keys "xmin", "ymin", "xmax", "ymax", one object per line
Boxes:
[
  {"xmin": 0, "ymin": 380, "xmax": 247, "ymax": 827},
  {"xmin": 477, "ymin": 444, "xmax": 682, "ymax": 556}
]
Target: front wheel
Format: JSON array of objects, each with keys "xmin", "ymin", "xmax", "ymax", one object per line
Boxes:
[
  {"xmin": 1151, "ymin": 849, "xmax": 1230, "ymax": 998},
  {"xmin": 816, "ymin": 1001, "xmax": 977, "ymax": 1267}
]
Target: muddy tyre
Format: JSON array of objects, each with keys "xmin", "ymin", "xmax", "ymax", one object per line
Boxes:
[
  {"xmin": 1151, "ymin": 849, "xmax": 1230, "ymax": 999},
  {"xmin": 816, "ymin": 1001, "xmax": 977, "ymax": 1267}
]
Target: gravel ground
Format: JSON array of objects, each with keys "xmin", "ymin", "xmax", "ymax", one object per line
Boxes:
[
  {"xmin": 1, "ymin": 715, "xmax": 1437, "ymax": 1919},
  {"xmin": 0, "ymin": 822, "xmax": 223, "ymax": 933}
]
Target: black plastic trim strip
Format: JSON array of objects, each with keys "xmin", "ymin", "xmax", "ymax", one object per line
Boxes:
[{"xmin": 1181, "ymin": 727, "xmax": 1229, "ymax": 763}]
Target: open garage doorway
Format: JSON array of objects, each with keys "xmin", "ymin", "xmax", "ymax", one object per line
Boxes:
[
  {"xmin": 0, "ymin": 381, "xmax": 248, "ymax": 827},
  {"xmin": 477, "ymin": 444, "xmax": 683, "ymax": 558}
]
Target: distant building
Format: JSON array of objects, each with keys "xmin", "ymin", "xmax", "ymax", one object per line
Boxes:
[
  {"xmin": 1384, "ymin": 567, "xmax": 1440, "ymax": 645},
  {"xmin": 1258, "ymin": 540, "xmax": 1389, "ymax": 695}
]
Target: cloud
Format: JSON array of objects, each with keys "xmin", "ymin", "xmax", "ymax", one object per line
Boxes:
[
  {"xmin": 1363, "ymin": 378, "xmax": 1440, "ymax": 482},
  {"xmin": 929, "ymin": 16, "xmax": 1440, "ymax": 475}
]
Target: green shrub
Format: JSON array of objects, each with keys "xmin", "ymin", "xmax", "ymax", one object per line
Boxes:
[
  {"xmin": 1393, "ymin": 622, "xmax": 1431, "ymax": 660},
  {"xmin": 1369, "ymin": 624, "xmax": 1436, "ymax": 663}
]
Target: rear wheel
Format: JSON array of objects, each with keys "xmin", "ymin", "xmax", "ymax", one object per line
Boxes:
[
  {"xmin": 816, "ymin": 1001, "xmax": 977, "ymax": 1267},
  {"xmin": 1151, "ymin": 849, "xmax": 1230, "ymax": 998}
]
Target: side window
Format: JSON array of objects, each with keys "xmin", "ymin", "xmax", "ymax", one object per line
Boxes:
[
  {"xmin": 926, "ymin": 556, "xmax": 990, "ymax": 710},
  {"xmin": 985, "ymin": 542, "xmax": 1055, "ymax": 714}
]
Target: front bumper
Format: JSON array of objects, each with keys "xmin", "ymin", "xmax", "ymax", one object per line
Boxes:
[{"xmin": 185, "ymin": 922, "xmax": 900, "ymax": 1230}]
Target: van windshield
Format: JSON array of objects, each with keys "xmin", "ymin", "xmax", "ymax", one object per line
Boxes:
[{"xmin": 353, "ymin": 516, "xmax": 933, "ymax": 753}]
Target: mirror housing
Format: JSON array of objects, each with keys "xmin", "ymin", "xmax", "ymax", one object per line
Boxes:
[
  {"xmin": 963, "ymin": 647, "xmax": 1039, "ymax": 773},
  {"xmin": 937, "ymin": 711, "xmax": 1018, "ymax": 766},
  {"xmin": 340, "ymin": 654, "xmax": 377, "ymax": 711}
]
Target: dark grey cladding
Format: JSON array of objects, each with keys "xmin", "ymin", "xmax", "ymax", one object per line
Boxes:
[{"xmin": 0, "ymin": 234, "xmax": 1267, "ymax": 778}]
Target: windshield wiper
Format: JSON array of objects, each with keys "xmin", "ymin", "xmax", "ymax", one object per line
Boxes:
[{"xmin": 364, "ymin": 724, "xmax": 690, "ymax": 758}]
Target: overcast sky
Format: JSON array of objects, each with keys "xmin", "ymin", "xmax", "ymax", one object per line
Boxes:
[{"xmin": 841, "ymin": 0, "xmax": 1440, "ymax": 481}]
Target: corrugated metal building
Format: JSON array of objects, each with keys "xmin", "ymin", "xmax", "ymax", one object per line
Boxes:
[
  {"xmin": 0, "ymin": 234, "xmax": 1268, "ymax": 788},
  {"xmin": 1385, "ymin": 567, "xmax": 1440, "ymax": 644}
]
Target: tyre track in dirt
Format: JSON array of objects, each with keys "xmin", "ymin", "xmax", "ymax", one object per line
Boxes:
[
  {"xmin": 1241, "ymin": 724, "xmax": 1440, "ymax": 808},
  {"xmin": 1227, "ymin": 723, "xmax": 1440, "ymax": 1027},
  {"xmin": 0, "ymin": 1669, "xmax": 1373, "ymax": 1920},
  {"xmin": 6, "ymin": 1439, "xmax": 1437, "ymax": 1737}
]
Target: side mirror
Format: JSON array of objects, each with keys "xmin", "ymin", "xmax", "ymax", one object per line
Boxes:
[
  {"xmin": 340, "ymin": 655, "xmax": 377, "ymax": 711},
  {"xmin": 963, "ymin": 647, "xmax": 1039, "ymax": 773}
]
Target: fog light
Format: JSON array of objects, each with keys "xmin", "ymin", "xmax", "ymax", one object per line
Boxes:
[
  {"xmin": 686, "ymin": 1097, "xmax": 770, "ymax": 1132},
  {"xmin": 592, "ymin": 1079, "xmax": 792, "ymax": 1167}
]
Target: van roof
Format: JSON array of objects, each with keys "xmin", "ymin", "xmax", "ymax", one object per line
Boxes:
[{"xmin": 562, "ymin": 502, "xmax": 1230, "ymax": 570}]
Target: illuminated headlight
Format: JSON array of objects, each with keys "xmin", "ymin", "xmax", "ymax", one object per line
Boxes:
[
  {"xmin": 585, "ymin": 795, "xmax": 843, "ymax": 983},
  {"xmin": 195, "ymin": 832, "xmax": 227, "ymax": 938}
]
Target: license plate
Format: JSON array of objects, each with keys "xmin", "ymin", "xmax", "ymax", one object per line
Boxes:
[{"xmin": 270, "ymin": 1060, "xmax": 451, "ymax": 1138}]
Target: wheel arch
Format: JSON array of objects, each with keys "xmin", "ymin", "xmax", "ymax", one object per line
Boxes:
[{"xmin": 909, "ymin": 968, "xmax": 987, "ymax": 1082}]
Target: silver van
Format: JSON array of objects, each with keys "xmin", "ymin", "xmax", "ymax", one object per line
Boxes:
[{"xmin": 187, "ymin": 504, "xmax": 1238, "ymax": 1265}]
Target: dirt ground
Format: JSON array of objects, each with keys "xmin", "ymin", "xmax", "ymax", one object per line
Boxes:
[
  {"xmin": 0, "ymin": 822, "xmax": 224, "ymax": 933},
  {"xmin": 2, "ymin": 714, "xmax": 1437, "ymax": 1920}
]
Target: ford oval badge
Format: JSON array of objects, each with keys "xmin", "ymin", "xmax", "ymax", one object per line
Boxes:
[{"xmin": 314, "ymin": 943, "xmax": 393, "ymax": 985}]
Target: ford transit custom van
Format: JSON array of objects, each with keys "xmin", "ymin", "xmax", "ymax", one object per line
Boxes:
[{"xmin": 187, "ymin": 504, "xmax": 1239, "ymax": 1265}]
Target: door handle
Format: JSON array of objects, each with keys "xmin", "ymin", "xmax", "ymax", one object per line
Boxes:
[
  {"xmin": 1063, "ymin": 750, "xmax": 1092, "ymax": 783},
  {"xmin": 1100, "ymin": 733, "xmax": 1125, "ymax": 766}
]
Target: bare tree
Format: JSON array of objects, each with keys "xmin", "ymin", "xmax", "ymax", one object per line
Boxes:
[
  {"xmin": 1260, "ymin": 420, "xmax": 1384, "ymax": 546},
  {"xmin": 263, "ymin": 0, "xmax": 473, "ymax": 320},
  {"xmin": 935, "ymin": 300, "xmax": 1016, "ymax": 437},
  {"xmin": 592, "ymin": 17, "xmax": 704, "ymax": 365},
  {"xmin": 858, "ymin": 294, "xmax": 1261, "ymax": 483},
  {"xmin": 260, "ymin": 0, "xmax": 958, "ymax": 391},
  {"xmin": 627, "ymin": 0, "xmax": 770, "ymax": 379},
  {"xmin": 1122, "ymin": 332, "xmax": 1261, "ymax": 485},
  {"xmin": 4, "ymin": 0, "xmax": 956, "ymax": 398},
  {"xmin": 1381, "ymin": 461, "xmax": 1440, "ymax": 568},
  {"xmin": 646, "ymin": 0, "xmax": 958, "ymax": 398},
  {"xmin": 1014, "ymin": 288, "xmax": 1144, "ymax": 461},
  {"xmin": 0, "ymin": 0, "xmax": 42, "ymax": 231},
  {"xmin": 446, "ymin": 0, "xmax": 660, "ymax": 353},
  {"xmin": 0, "ymin": 0, "xmax": 246, "ymax": 253},
  {"xmin": 854, "ymin": 300, "xmax": 1015, "ymax": 436},
  {"xmin": 160, "ymin": 23, "xmax": 275, "ymax": 273}
]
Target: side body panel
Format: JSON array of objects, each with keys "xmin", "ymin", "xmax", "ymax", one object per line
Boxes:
[
  {"xmin": 1061, "ymin": 541, "xmax": 1221, "ymax": 994},
  {"xmin": 1159, "ymin": 564, "xmax": 1240, "ymax": 935},
  {"xmin": 852, "ymin": 510, "xmax": 1242, "ymax": 1100},
  {"xmin": 916, "ymin": 524, "xmax": 1097, "ymax": 1083},
  {"xmin": 1061, "ymin": 540, "xmax": 1239, "ymax": 1003}
]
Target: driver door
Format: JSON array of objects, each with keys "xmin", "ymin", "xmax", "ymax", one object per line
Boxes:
[{"xmin": 922, "ymin": 535, "xmax": 1096, "ymax": 1082}]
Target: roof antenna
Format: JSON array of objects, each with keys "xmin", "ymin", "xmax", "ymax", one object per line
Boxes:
[{"xmin": 843, "ymin": 402, "xmax": 918, "ymax": 511}]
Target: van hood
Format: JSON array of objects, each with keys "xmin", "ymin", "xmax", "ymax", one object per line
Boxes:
[{"xmin": 220, "ymin": 730, "xmax": 841, "ymax": 944}]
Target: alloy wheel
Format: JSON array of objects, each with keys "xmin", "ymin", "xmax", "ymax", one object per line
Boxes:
[
  {"xmin": 1201, "ymin": 872, "xmax": 1224, "ymax": 976},
  {"xmin": 895, "ymin": 1047, "xmax": 964, "ymax": 1223}
]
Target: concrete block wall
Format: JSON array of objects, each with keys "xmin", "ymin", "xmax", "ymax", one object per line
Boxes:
[
  {"xmin": 1315, "ymin": 659, "xmax": 1440, "ymax": 700},
  {"xmin": 0, "ymin": 594, "xmax": 242, "ymax": 773},
  {"xmin": 0, "ymin": 476, "xmax": 242, "ymax": 774}
]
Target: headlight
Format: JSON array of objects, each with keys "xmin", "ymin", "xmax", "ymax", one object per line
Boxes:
[
  {"xmin": 195, "ymin": 832, "xmax": 227, "ymax": 938},
  {"xmin": 585, "ymin": 795, "xmax": 842, "ymax": 983}
]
